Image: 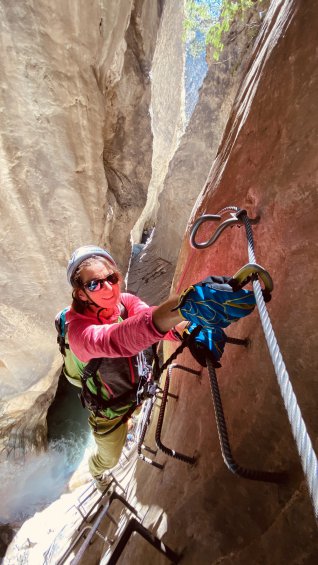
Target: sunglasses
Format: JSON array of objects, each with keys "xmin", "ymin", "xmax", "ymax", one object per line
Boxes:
[{"xmin": 83, "ymin": 273, "xmax": 119, "ymax": 292}]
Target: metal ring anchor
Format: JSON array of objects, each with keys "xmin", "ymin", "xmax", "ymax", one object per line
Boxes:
[{"xmin": 190, "ymin": 208, "xmax": 259, "ymax": 249}]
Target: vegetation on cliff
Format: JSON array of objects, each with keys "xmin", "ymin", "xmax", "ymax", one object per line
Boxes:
[{"xmin": 184, "ymin": 0, "xmax": 264, "ymax": 60}]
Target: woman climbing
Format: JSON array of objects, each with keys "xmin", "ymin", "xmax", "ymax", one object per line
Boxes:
[
  {"xmin": 64, "ymin": 245, "xmax": 190, "ymax": 491},
  {"xmin": 62, "ymin": 244, "xmax": 256, "ymax": 491}
]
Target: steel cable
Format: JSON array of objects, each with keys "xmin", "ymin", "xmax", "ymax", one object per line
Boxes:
[{"xmin": 239, "ymin": 211, "xmax": 318, "ymax": 521}]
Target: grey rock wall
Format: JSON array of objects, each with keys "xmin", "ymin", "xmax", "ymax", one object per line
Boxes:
[
  {"xmin": 131, "ymin": 0, "xmax": 186, "ymax": 244},
  {"xmin": 0, "ymin": 0, "xmax": 162, "ymax": 457},
  {"xmin": 101, "ymin": 0, "xmax": 163, "ymax": 268}
]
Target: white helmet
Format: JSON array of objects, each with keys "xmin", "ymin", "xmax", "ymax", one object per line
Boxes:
[{"xmin": 67, "ymin": 245, "xmax": 116, "ymax": 285}]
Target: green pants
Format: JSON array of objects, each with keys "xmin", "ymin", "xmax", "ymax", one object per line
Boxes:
[{"xmin": 88, "ymin": 413, "xmax": 128, "ymax": 478}]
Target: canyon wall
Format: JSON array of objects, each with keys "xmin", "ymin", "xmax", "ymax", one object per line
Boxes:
[
  {"xmin": 126, "ymin": 0, "xmax": 318, "ymax": 563},
  {"xmin": 3, "ymin": 0, "xmax": 318, "ymax": 562},
  {"xmin": 127, "ymin": 1, "xmax": 269, "ymax": 304},
  {"xmin": 131, "ymin": 0, "xmax": 186, "ymax": 244},
  {"xmin": 0, "ymin": 0, "xmax": 164, "ymax": 457}
]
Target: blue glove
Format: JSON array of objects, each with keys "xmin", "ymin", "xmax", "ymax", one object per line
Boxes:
[
  {"xmin": 185, "ymin": 323, "xmax": 226, "ymax": 368},
  {"xmin": 176, "ymin": 276, "xmax": 256, "ymax": 329}
]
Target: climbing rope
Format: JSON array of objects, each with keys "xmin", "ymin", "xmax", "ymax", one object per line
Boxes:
[{"xmin": 192, "ymin": 206, "xmax": 318, "ymax": 521}]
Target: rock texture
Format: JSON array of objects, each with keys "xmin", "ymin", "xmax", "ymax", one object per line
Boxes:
[
  {"xmin": 125, "ymin": 0, "xmax": 318, "ymax": 563},
  {"xmin": 3, "ymin": 1, "xmax": 318, "ymax": 563},
  {"xmin": 101, "ymin": 0, "xmax": 164, "ymax": 266},
  {"xmin": 127, "ymin": 1, "xmax": 269, "ymax": 304},
  {"xmin": 131, "ymin": 0, "xmax": 186, "ymax": 243},
  {"xmin": 0, "ymin": 1, "xmax": 162, "ymax": 457}
]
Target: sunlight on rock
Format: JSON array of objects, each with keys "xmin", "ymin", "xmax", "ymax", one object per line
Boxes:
[
  {"xmin": 1, "ymin": 0, "xmax": 318, "ymax": 563},
  {"xmin": 4, "ymin": 486, "xmax": 89, "ymax": 564}
]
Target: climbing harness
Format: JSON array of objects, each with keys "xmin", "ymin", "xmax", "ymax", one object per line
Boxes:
[
  {"xmin": 55, "ymin": 305, "xmax": 155, "ymax": 422},
  {"xmin": 190, "ymin": 206, "xmax": 318, "ymax": 521}
]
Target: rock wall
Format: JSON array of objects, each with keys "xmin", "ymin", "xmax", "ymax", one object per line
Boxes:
[
  {"xmin": 101, "ymin": 0, "xmax": 164, "ymax": 266},
  {"xmin": 131, "ymin": 0, "xmax": 186, "ymax": 244},
  {"xmin": 0, "ymin": 0, "xmax": 162, "ymax": 457},
  {"xmin": 3, "ymin": 1, "xmax": 318, "ymax": 562},
  {"xmin": 127, "ymin": 1, "xmax": 269, "ymax": 304},
  {"xmin": 126, "ymin": 0, "xmax": 318, "ymax": 563}
]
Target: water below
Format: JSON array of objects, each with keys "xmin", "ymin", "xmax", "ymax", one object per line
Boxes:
[
  {"xmin": 47, "ymin": 371, "xmax": 90, "ymax": 448},
  {"xmin": 0, "ymin": 375, "xmax": 91, "ymax": 525}
]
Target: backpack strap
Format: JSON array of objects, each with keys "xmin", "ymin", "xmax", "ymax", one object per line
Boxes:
[
  {"xmin": 79, "ymin": 357, "xmax": 103, "ymax": 414},
  {"xmin": 97, "ymin": 402, "xmax": 138, "ymax": 435},
  {"xmin": 79, "ymin": 352, "xmax": 139, "ymax": 413},
  {"xmin": 118, "ymin": 302, "xmax": 128, "ymax": 320},
  {"xmin": 78, "ymin": 301, "xmax": 143, "ymax": 416},
  {"xmin": 81, "ymin": 358, "xmax": 103, "ymax": 382},
  {"xmin": 55, "ymin": 307, "xmax": 70, "ymax": 356}
]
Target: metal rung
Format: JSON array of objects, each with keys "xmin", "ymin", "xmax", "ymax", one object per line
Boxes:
[
  {"xmin": 226, "ymin": 336, "xmax": 250, "ymax": 347},
  {"xmin": 138, "ymin": 453, "xmax": 164, "ymax": 469},
  {"xmin": 141, "ymin": 444, "xmax": 158, "ymax": 455},
  {"xmin": 136, "ymin": 396, "xmax": 164, "ymax": 468},
  {"xmin": 155, "ymin": 363, "xmax": 201, "ymax": 464},
  {"xmin": 206, "ymin": 357, "xmax": 287, "ymax": 483},
  {"xmin": 107, "ymin": 518, "xmax": 181, "ymax": 564},
  {"xmin": 70, "ymin": 492, "xmax": 141, "ymax": 565}
]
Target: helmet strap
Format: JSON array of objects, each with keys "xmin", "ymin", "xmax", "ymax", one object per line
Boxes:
[
  {"xmin": 82, "ymin": 288, "xmax": 100, "ymax": 309},
  {"xmin": 82, "ymin": 289, "xmax": 108, "ymax": 324},
  {"xmin": 96, "ymin": 308, "xmax": 105, "ymax": 324}
]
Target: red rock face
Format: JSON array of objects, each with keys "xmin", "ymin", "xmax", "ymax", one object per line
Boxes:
[{"xmin": 130, "ymin": 2, "xmax": 318, "ymax": 563}]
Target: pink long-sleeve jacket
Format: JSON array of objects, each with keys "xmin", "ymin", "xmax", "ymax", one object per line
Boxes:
[{"xmin": 66, "ymin": 292, "xmax": 179, "ymax": 363}]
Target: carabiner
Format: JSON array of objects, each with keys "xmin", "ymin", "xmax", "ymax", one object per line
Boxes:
[{"xmin": 229, "ymin": 262, "xmax": 273, "ymax": 302}]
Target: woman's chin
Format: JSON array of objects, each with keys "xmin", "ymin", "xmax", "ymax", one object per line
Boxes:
[{"xmin": 101, "ymin": 297, "xmax": 118, "ymax": 307}]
